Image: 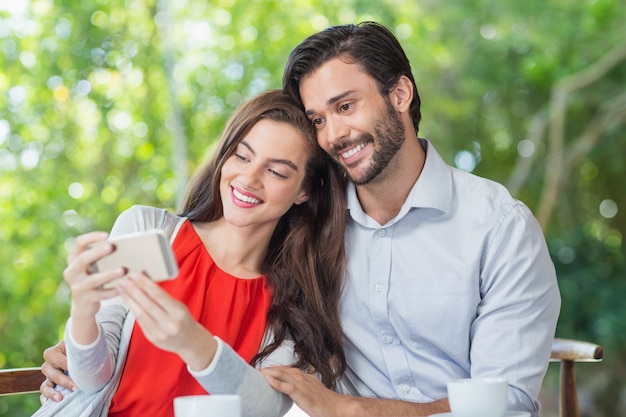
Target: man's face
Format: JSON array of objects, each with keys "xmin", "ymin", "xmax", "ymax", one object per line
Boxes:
[{"xmin": 299, "ymin": 57, "xmax": 405, "ymax": 185}]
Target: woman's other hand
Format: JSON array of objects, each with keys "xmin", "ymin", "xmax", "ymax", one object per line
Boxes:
[{"xmin": 118, "ymin": 273, "xmax": 218, "ymax": 371}]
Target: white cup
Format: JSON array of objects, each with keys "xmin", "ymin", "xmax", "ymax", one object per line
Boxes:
[
  {"xmin": 447, "ymin": 378, "xmax": 508, "ymax": 417},
  {"xmin": 173, "ymin": 394, "xmax": 241, "ymax": 417}
]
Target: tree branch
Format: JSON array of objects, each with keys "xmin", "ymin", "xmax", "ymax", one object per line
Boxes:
[
  {"xmin": 535, "ymin": 40, "xmax": 626, "ymax": 229},
  {"xmin": 505, "ymin": 110, "xmax": 548, "ymax": 196}
]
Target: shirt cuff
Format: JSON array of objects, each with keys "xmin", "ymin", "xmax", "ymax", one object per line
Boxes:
[
  {"xmin": 187, "ymin": 336, "xmax": 224, "ymax": 376},
  {"xmin": 66, "ymin": 317, "xmax": 102, "ymax": 350}
]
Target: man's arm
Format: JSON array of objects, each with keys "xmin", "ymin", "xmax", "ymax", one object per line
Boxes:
[
  {"xmin": 262, "ymin": 366, "xmax": 450, "ymax": 417},
  {"xmin": 40, "ymin": 340, "xmax": 77, "ymax": 402}
]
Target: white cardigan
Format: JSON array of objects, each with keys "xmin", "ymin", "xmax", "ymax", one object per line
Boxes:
[{"xmin": 32, "ymin": 206, "xmax": 296, "ymax": 417}]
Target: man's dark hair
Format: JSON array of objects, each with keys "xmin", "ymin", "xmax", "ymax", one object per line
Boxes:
[{"xmin": 283, "ymin": 21, "xmax": 422, "ymax": 132}]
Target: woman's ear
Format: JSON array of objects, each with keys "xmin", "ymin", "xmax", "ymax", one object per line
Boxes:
[
  {"xmin": 294, "ymin": 191, "xmax": 309, "ymax": 205},
  {"xmin": 389, "ymin": 75, "xmax": 413, "ymax": 113}
]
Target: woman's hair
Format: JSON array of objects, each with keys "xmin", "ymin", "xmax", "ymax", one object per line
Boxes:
[
  {"xmin": 283, "ymin": 21, "xmax": 422, "ymax": 133},
  {"xmin": 178, "ymin": 90, "xmax": 347, "ymax": 388}
]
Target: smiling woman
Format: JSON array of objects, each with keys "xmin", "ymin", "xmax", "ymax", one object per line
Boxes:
[
  {"xmin": 2, "ymin": 1, "xmax": 626, "ymax": 416},
  {"xmin": 219, "ymin": 119, "xmax": 311, "ymax": 228},
  {"xmin": 31, "ymin": 90, "xmax": 348, "ymax": 417}
]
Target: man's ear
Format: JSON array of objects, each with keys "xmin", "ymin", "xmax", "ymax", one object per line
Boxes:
[
  {"xmin": 294, "ymin": 191, "xmax": 309, "ymax": 205},
  {"xmin": 389, "ymin": 75, "xmax": 413, "ymax": 113}
]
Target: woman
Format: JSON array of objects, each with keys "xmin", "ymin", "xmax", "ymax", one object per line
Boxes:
[{"xmin": 33, "ymin": 90, "xmax": 347, "ymax": 417}]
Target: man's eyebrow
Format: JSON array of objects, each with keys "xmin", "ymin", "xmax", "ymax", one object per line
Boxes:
[
  {"xmin": 305, "ymin": 90, "xmax": 355, "ymax": 117},
  {"xmin": 240, "ymin": 140, "xmax": 298, "ymax": 171}
]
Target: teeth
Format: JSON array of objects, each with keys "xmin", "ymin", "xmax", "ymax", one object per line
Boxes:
[
  {"xmin": 233, "ymin": 188, "xmax": 261, "ymax": 204},
  {"xmin": 341, "ymin": 143, "xmax": 365, "ymax": 159}
]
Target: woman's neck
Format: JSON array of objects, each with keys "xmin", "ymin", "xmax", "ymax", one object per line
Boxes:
[{"xmin": 192, "ymin": 218, "xmax": 272, "ymax": 278}]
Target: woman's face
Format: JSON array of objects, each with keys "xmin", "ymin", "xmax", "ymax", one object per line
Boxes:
[{"xmin": 220, "ymin": 119, "xmax": 310, "ymax": 230}]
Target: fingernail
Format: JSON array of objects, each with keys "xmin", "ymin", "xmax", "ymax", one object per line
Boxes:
[{"xmin": 54, "ymin": 394, "xmax": 61, "ymax": 401}]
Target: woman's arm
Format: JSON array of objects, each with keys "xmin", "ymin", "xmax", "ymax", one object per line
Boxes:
[
  {"xmin": 191, "ymin": 338, "xmax": 293, "ymax": 417},
  {"xmin": 40, "ymin": 206, "xmax": 182, "ymax": 400},
  {"xmin": 65, "ymin": 303, "xmax": 128, "ymax": 394},
  {"xmin": 117, "ymin": 273, "xmax": 293, "ymax": 417}
]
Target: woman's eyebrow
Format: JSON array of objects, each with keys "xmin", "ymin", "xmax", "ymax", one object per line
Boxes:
[
  {"xmin": 240, "ymin": 140, "xmax": 298, "ymax": 171},
  {"xmin": 270, "ymin": 158, "xmax": 298, "ymax": 171}
]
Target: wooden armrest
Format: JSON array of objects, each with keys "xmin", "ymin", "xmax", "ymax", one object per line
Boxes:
[
  {"xmin": 0, "ymin": 367, "xmax": 45, "ymax": 396},
  {"xmin": 549, "ymin": 338, "xmax": 604, "ymax": 417},
  {"xmin": 550, "ymin": 338, "xmax": 605, "ymax": 362}
]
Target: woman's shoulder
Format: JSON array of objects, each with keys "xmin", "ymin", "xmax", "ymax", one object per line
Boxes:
[{"xmin": 110, "ymin": 205, "xmax": 185, "ymax": 238}]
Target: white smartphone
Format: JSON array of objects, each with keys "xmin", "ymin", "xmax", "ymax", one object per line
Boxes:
[{"xmin": 90, "ymin": 229, "xmax": 179, "ymax": 289}]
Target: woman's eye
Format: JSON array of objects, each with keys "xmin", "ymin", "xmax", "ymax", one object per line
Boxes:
[
  {"xmin": 269, "ymin": 169, "xmax": 288, "ymax": 179},
  {"xmin": 234, "ymin": 153, "xmax": 247, "ymax": 162}
]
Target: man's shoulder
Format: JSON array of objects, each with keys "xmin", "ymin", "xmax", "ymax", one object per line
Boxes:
[{"xmin": 450, "ymin": 166, "xmax": 517, "ymax": 204}]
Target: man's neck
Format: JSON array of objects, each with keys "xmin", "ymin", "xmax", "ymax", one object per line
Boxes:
[{"xmin": 356, "ymin": 137, "xmax": 426, "ymax": 226}]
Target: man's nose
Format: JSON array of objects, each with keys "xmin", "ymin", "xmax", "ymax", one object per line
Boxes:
[{"xmin": 325, "ymin": 115, "xmax": 349, "ymax": 148}]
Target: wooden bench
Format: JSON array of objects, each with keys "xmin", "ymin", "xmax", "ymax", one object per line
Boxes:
[
  {"xmin": 0, "ymin": 367, "xmax": 45, "ymax": 396},
  {"xmin": 550, "ymin": 338, "xmax": 604, "ymax": 417},
  {"xmin": 0, "ymin": 337, "xmax": 605, "ymax": 417}
]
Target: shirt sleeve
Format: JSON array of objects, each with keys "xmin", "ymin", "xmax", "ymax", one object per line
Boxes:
[
  {"xmin": 471, "ymin": 202, "xmax": 561, "ymax": 415},
  {"xmin": 189, "ymin": 337, "xmax": 295, "ymax": 417},
  {"xmin": 66, "ymin": 304, "xmax": 129, "ymax": 394}
]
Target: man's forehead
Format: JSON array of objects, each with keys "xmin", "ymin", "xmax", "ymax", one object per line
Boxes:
[{"xmin": 299, "ymin": 60, "xmax": 372, "ymax": 108}]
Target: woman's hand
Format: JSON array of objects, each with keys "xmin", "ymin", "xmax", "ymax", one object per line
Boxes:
[
  {"xmin": 64, "ymin": 231, "xmax": 125, "ymax": 344},
  {"xmin": 117, "ymin": 273, "xmax": 218, "ymax": 371}
]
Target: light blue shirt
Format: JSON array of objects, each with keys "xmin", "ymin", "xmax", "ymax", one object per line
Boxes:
[{"xmin": 337, "ymin": 139, "xmax": 560, "ymax": 416}]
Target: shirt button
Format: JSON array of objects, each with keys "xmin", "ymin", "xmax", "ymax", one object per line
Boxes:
[
  {"xmin": 384, "ymin": 335, "xmax": 393, "ymax": 344},
  {"xmin": 402, "ymin": 384, "xmax": 410, "ymax": 393},
  {"xmin": 377, "ymin": 229, "xmax": 386, "ymax": 237},
  {"xmin": 375, "ymin": 283, "xmax": 383, "ymax": 292}
]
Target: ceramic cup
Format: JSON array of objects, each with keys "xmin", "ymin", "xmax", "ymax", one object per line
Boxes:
[
  {"xmin": 447, "ymin": 378, "xmax": 508, "ymax": 417},
  {"xmin": 173, "ymin": 394, "xmax": 241, "ymax": 417}
]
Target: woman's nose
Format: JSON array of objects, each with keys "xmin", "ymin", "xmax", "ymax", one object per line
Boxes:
[{"xmin": 240, "ymin": 164, "xmax": 262, "ymax": 188}]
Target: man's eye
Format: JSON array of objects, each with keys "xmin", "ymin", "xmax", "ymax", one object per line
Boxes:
[
  {"xmin": 312, "ymin": 117, "xmax": 324, "ymax": 125},
  {"xmin": 339, "ymin": 103, "xmax": 351, "ymax": 112}
]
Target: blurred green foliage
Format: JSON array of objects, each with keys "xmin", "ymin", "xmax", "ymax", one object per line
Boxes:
[{"xmin": 1, "ymin": 0, "xmax": 624, "ymax": 416}]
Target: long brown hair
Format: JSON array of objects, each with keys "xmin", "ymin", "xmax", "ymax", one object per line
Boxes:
[{"xmin": 178, "ymin": 90, "xmax": 347, "ymax": 388}]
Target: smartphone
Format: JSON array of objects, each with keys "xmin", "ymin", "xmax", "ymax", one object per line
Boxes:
[{"xmin": 90, "ymin": 229, "xmax": 179, "ymax": 289}]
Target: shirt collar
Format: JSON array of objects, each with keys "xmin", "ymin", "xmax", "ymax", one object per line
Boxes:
[
  {"xmin": 346, "ymin": 138, "xmax": 453, "ymax": 226},
  {"xmin": 407, "ymin": 138, "xmax": 453, "ymax": 212}
]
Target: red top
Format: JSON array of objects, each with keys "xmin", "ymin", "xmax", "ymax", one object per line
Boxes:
[{"xmin": 108, "ymin": 220, "xmax": 273, "ymax": 417}]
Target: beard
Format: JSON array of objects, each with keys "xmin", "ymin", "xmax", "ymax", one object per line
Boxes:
[{"xmin": 331, "ymin": 99, "xmax": 406, "ymax": 185}]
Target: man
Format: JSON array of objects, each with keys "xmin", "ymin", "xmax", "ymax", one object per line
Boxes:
[
  {"xmin": 261, "ymin": 22, "xmax": 560, "ymax": 417},
  {"xmin": 41, "ymin": 22, "xmax": 560, "ymax": 417}
]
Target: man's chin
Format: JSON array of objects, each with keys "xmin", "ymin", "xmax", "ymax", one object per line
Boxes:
[{"xmin": 347, "ymin": 169, "xmax": 373, "ymax": 185}]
